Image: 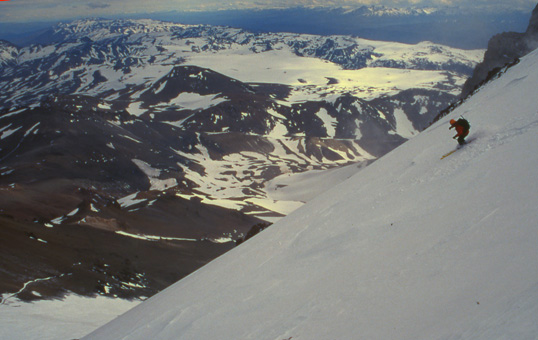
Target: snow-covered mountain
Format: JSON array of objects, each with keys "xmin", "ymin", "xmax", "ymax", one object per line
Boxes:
[
  {"xmin": 0, "ymin": 20, "xmax": 483, "ymax": 201},
  {"xmin": 0, "ymin": 18, "xmax": 484, "ymax": 302},
  {"xmin": 0, "ymin": 40, "xmax": 17, "ymax": 68},
  {"xmin": 82, "ymin": 40, "xmax": 538, "ymax": 340},
  {"xmin": 0, "ymin": 18, "xmax": 481, "ymax": 111},
  {"xmin": 340, "ymin": 5, "xmax": 439, "ymax": 17},
  {"xmin": 141, "ymin": 5, "xmax": 531, "ymax": 49}
]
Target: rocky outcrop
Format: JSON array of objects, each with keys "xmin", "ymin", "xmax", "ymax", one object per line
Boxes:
[
  {"xmin": 0, "ymin": 40, "xmax": 18, "ymax": 68},
  {"xmin": 461, "ymin": 4, "xmax": 538, "ymax": 98}
]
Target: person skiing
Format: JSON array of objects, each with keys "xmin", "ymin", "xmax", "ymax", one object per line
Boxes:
[{"xmin": 449, "ymin": 118, "xmax": 470, "ymax": 145}]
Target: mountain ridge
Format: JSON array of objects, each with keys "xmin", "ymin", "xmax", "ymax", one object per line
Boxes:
[
  {"xmin": 461, "ymin": 3, "xmax": 538, "ymax": 98},
  {"xmin": 0, "ymin": 18, "xmax": 482, "ymax": 111},
  {"xmin": 1, "ymin": 5, "xmax": 532, "ymax": 49}
]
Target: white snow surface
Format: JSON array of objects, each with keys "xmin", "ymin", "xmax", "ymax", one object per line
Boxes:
[
  {"xmin": 168, "ymin": 92, "xmax": 228, "ymax": 110},
  {"xmin": 0, "ymin": 294, "xmax": 140, "ymax": 340},
  {"xmin": 83, "ymin": 49, "xmax": 538, "ymax": 339},
  {"xmin": 265, "ymin": 161, "xmax": 369, "ymax": 203}
]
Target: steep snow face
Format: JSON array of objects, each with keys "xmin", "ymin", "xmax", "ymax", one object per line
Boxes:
[{"xmin": 83, "ymin": 49, "xmax": 538, "ymax": 339}]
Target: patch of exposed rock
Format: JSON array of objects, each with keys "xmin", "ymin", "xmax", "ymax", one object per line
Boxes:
[{"xmin": 461, "ymin": 4, "xmax": 538, "ymax": 98}]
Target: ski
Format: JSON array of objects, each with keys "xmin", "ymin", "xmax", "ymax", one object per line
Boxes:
[
  {"xmin": 441, "ymin": 137, "xmax": 474, "ymax": 159},
  {"xmin": 441, "ymin": 149, "xmax": 458, "ymax": 159}
]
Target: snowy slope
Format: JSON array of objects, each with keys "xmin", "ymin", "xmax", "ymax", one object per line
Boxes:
[
  {"xmin": 83, "ymin": 46, "xmax": 538, "ymax": 340},
  {"xmin": 265, "ymin": 160, "xmax": 371, "ymax": 203},
  {"xmin": 0, "ymin": 295, "xmax": 139, "ymax": 340}
]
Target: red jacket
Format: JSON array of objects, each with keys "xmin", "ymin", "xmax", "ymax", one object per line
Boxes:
[{"xmin": 450, "ymin": 121, "xmax": 469, "ymax": 137}]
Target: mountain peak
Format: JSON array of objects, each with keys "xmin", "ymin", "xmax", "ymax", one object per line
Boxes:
[
  {"xmin": 0, "ymin": 39, "xmax": 18, "ymax": 68},
  {"xmin": 461, "ymin": 3, "xmax": 538, "ymax": 98},
  {"xmin": 526, "ymin": 3, "xmax": 538, "ymax": 37}
]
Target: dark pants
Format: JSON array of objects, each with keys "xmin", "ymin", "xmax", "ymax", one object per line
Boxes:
[{"xmin": 457, "ymin": 132, "xmax": 469, "ymax": 145}]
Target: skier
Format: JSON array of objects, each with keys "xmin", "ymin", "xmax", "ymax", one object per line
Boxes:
[{"xmin": 449, "ymin": 118, "xmax": 470, "ymax": 145}]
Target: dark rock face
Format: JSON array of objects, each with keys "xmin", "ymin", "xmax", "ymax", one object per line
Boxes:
[
  {"xmin": 526, "ymin": 3, "xmax": 538, "ymax": 36},
  {"xmin": 0, "ymin": 96, "xmax": 263, "ymax": 301},
  {"xmin": 461, "ymin": 4, "xmax": 538, "ymax": 98}
]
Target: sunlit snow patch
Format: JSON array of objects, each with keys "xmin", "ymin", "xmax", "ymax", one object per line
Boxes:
[
  {"xmin": 115, "ymin": 231, "xmax": 197, "ymax": 242},
  {"xmin": 168, "ymin": 92, "xmax": 228, "ymax": 110},
  {"xmin": 0, "ymin": 125, "xmax": 22, "ymax": 139},
  {"xmin": 117, "ymin": 192, "xmax": 146, "ymax": 208},
  {"xmin": 131, "ymin": 159, "xmax": 178, "ymax": 191},
  {"xmin": 126, "ymin": 102, "xmax": 146, "ymax": 117}
]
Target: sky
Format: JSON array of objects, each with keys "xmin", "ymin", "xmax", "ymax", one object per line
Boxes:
[{"xmin": 0, "ymin": 0, "xmax": 536, "ymax": 23}]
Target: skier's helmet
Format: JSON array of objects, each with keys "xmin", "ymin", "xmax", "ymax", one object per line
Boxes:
[{"xmin": 450, "ymin": 119, "xmax": 456, "ymax": 125}]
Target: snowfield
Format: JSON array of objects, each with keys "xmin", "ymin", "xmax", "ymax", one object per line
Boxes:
[
  {"xmin": 0, "ymin": 295, "xmax": 140, "ymax": 340},
  {"xmin": 186, "ymin": 51, "xmax": 467, "ymax": 100},
  {"xmin": 81, "ymin": 48, "xmax": 538, "ymax": 340}
]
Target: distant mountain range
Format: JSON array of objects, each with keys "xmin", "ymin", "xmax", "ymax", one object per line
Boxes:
[
  {"xmin": 128, "ymin": 5, "xmax": 532, "ymax": 49},
  {"xmin": 0, "ymin": 18, "xmax": 482, "ymax": 109},
  {"xmin": 0, "ymin": 5, "xmax": 532, "ymax": 49},
  {"xmin": 0, "ymin": 18, "xmax": 482, "ymax": 301}
]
